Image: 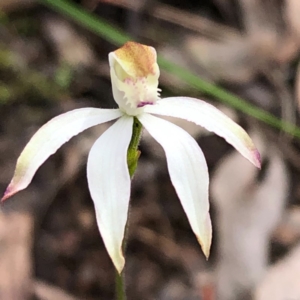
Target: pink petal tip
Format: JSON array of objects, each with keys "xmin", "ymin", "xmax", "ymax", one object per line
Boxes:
[
  {"xmin": 1, "ymin": 185, "xmax": 17, "ymax": 202},
  {"xmin": 253, "ymin": 149, "xmax": 261, "ymax": 169}
]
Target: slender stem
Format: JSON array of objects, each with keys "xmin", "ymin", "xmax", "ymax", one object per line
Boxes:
[
  {"xmin": 127, "ymin": 117, "xmax": 143, "ymax": 177},
  {"xmin": 115, "ymin": 117, "xmax": 143, "ymax": 300},
  {"xmin": 115, "ymin": 272, "xmax": 126, "ymax": 300}
]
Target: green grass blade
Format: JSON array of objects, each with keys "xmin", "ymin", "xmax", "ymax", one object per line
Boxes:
[{"xmin": 40, "ymin": 0, "xmax": 300, "ymax": 138}]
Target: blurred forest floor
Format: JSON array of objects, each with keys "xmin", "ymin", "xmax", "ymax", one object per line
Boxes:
[{"xmin": 1, "ymin": 0, "xmax": 300, "ymax": 299}]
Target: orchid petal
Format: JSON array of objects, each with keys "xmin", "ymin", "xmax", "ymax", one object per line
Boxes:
[
  {"xmin": 143, "ymin": 97, "xmax": 261, "ymax": 168},
  {"xmin": 87, "ymin": 115, "xmax": 133, "ymax": 273},
  {"xmin": 138, "ymin": 113, "xmax": 212, "ymax": 257},
  {"xmin": 2, "ymin": 108, "xmax": 122, "ymax": 201}
]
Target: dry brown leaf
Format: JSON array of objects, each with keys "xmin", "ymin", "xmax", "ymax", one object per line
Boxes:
[
  {"xmin": 0, "ymin": 211, "xmax": 33, "ymax": 300},
  {"xmin": 285, "ymin": 0, "xmax": 300, "ymax": 44},
  {"xmin": 296, "ymin": 61, "xmax": 300, "ymax": 111},
  {"xmin": 181, "ymin": 0, "xmax": 298, "ymax": 84},
  {"xmin": 34, "ymin": 280, "xmax": 79, "ymax": 300},
  {"xmin": 273, "ymin": 207, "xmax": 300, "ymax": 246},
  {"xmin": 185, "ymin": 35, "xmax": 256, "ymax": 83},
  {"xmin": 42, "ymin": 17, "xmax": 96, "ymax": 67},
  {"xmin": 255, "ymin": 243, "xmax": 300, "ymax": 300},
  {"xmin": 0, "ymin": 0, "xmax": 34, "ymax": 12},
  {"xmin": 211, "ymin": 132, "xmax": 288, "ymax": 300}
]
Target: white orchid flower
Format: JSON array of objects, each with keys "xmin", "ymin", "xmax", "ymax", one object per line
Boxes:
[{"xmin": 1, "ymin": 42, "xmax": 260, "ymax": 273}]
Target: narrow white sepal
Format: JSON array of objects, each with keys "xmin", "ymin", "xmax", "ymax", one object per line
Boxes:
[
  {"xmin": 2, "ymin": 108, "xmax": 122, "ymax": 201},
  {"xmin": 143, "ymin": 97, "xmax": 261, "ymax": 168},
  {"xmin": 87, "ymin": 115, "xmax": 133, "ymax": 273},
  {"xmin": 138, "ymin": 113, "xmax": 212, "ymax": 257}
]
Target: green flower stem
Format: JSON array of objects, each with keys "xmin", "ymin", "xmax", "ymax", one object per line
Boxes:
[
  {"xmin": 115, "ymin": 117, "xmax": 143, "ymax": 300},
  {"xmin": 115, "ymin": 272, "xmax": 126, "ymax": 300},
  {"xmin": 127, "ymin": 117, "xmax": 143, "ymax": 177}
]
